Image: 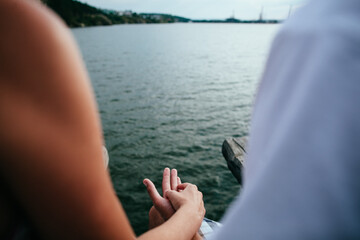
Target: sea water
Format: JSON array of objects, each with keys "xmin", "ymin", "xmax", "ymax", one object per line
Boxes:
[{"xmin": 72, "ymin": 23, "xmax": 279, "ymax": 235}]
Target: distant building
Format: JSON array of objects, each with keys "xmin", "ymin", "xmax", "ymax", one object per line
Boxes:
[
  {"xmin": 151, "ymin": 14, "xmax": 162, "ymax": 20},
  {"xmin": 117, "ymin": 10, "xmax": 132, "ymax": 16}
]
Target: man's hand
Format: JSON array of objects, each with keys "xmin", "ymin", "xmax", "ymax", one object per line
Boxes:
[{"xmin": 143, "ymin": 168, "xmax": 181, "ymax": 228}]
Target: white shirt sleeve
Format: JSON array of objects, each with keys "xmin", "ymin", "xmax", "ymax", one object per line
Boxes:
[{"xmin": 209, "ymin": 0, "xmax": 360, "ymax": 239}]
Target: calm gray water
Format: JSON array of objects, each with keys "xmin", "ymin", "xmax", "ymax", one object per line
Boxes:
[{"xmin": 72, "ymin": 23, "xmax": 279, "ymax": 235}]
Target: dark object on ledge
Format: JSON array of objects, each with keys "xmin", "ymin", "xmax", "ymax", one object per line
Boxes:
[{"xmin": 222, "ymin": 137, "xmax": 247, "ymax": 184}]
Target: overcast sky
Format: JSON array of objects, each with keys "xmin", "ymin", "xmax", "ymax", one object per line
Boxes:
[{"xmin": 79, "ymin": 0, "xmax": 305, "ymax": 20}]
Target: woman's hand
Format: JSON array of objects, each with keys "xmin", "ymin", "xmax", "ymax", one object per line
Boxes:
[
  {"xmin": 141, "ymin": 170, "xmax": 205, "ymax": 240},
  {"xmin": 144, "ymin": 168, "xmax": 181, "ymax": 227},
  {"xmin": 166, "ymin": 183, "xmax": 205, "ymax": 216},
  {"xmin": 166, "ymin": 183, "xmax": 205, "ymax": 239}
]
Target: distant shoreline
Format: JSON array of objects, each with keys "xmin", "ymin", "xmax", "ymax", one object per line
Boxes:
[
  {"xmin": 68, "ymin": 18, "xmax": 281, "ymax": 29},
  {"xmin": 70, "ymin": 21, "xmax": 281, "ymax": 29},
  {"xmin": 41, "ymin": 0, "xmax": 281, "ymax": 28}
]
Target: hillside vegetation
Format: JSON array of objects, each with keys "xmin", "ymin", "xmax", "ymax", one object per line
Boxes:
[{"xmin": 41, "ymin": 0, "xmax": 190, "ymax": 27}]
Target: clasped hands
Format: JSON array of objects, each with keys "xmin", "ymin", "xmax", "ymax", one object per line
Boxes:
[{"xmin": 143, "ymin": 168, "xmax": 205, "ymax": 230}]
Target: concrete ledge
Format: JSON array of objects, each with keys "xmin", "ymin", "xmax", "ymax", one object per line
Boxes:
[{"xmin": 221, "ymin": 137, "xmax": 247, "ymax": 184}]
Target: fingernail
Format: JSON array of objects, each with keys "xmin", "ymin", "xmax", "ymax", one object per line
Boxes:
[{"xmin": 143, "ymin": 180, "xmax": 147, "ymax": 187}]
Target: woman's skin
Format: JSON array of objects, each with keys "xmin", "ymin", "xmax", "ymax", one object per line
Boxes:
[
  {"xmin": 143, "ymin": 169, "xmax": 204, "ymax": 240},
  {"xmin": 0, "ymin": 0, "xmax": 205, "ymax": 239},
  {"xmin": 144, "ymin": 168, "xmax": 203, "ymax": 240},
  {"xmin": 145, "ymin": 168, "xmax": 179, "ymax": 228}
]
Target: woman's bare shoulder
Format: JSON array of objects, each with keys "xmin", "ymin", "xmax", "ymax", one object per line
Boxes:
[
  {"xmin": 0, "ymin": 0, "xmax": 68, "ymax": 41},
  {"xmin": 0, "ymin": 0, "xmax": 96, "ymax": 123},
  {"xmin": 0, "ymin": 0, "xmax": 82, "ymax": 83},
  {"xmin": 0, "ymin": 0, "xmax": 102, "ymax": 149}
]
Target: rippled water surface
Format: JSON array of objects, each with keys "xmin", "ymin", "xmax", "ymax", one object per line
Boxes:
[{"xmin": 72, "ymin": 23, "xmax": 279, "ymax": 235}]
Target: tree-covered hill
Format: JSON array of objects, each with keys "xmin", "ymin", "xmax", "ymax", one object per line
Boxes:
[{"xmin": 41, "ymin": 0, "xmax": 190, "ymax": 27}]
